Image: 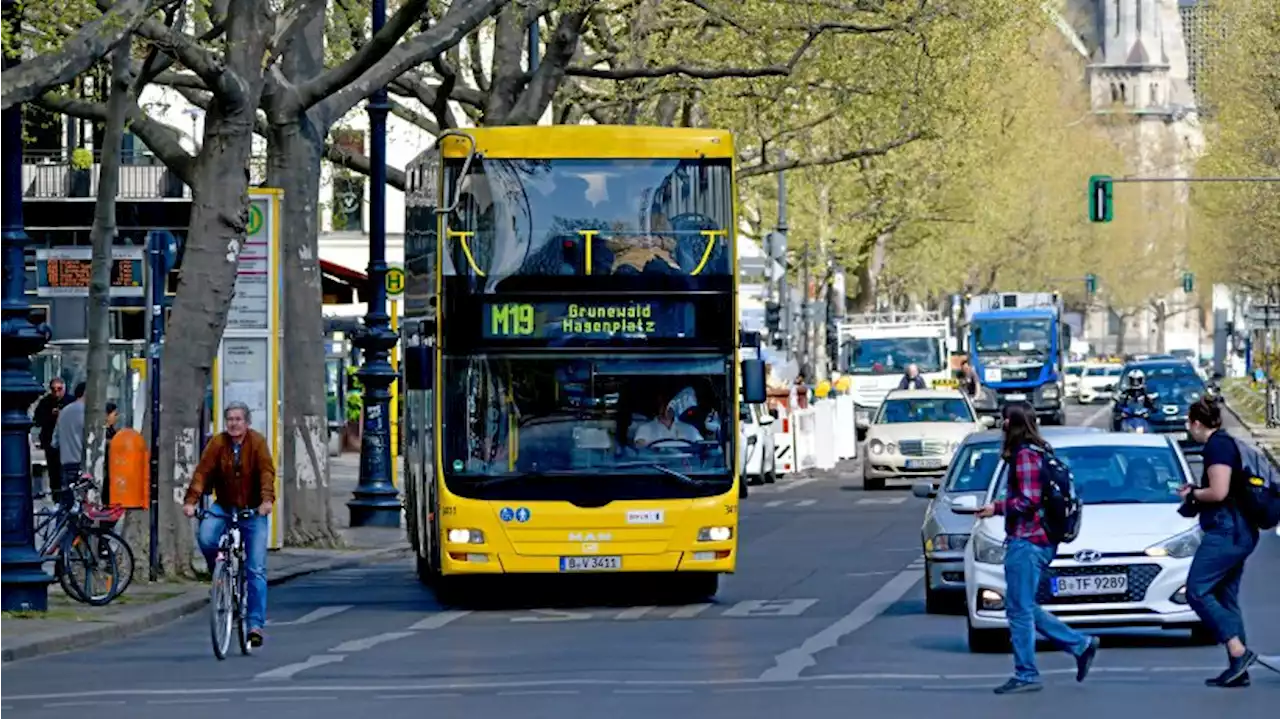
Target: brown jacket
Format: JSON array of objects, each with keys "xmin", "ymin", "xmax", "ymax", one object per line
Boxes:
[{"xmin": 184, "ymin": 430, "xmax": 276, "ymax": 508}]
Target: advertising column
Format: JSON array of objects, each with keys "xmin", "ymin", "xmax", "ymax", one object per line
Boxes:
[{"xmin": 214, "ymin": 189, "xmax": 284, "ymax": 548}]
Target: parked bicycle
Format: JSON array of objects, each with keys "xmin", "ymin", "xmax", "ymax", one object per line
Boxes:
[
  {"xmin": 32, "ymin": 476, "xmax": 133, "ymax": 605},
  {"xmin": 198, "ymin": 507, "xmax": 259, "ymax": 660}
]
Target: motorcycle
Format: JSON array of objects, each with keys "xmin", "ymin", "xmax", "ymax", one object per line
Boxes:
[{"xmin": 1118, "ymin": 403, "xmax": 1152, "ymax": 434}]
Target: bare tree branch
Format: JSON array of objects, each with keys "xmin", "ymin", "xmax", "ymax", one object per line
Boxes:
[
  {"xmin": 126, "ymin": 4, "xmax": 236, "ymax": 100},
  {"xmin": 36, "ymin": 91, "xmax": 195, "ymax": 184},
  {"xmin": 294, "ymin": 0, "xmax": 430, "ymax": 110},
  {"xmin": 1, "ymin": 0, "xmax": 171, "ymax": 111},
  {"xmin": 326, "ymin": 143, "xmax": 406, "ymax": 191},
  {"xmin": 503, "ymin": 6, "xmax": 591, "ymax": 125},
  {"xmin": 738, "ymin": 132, "xmax": 930, "ymax": 178}
]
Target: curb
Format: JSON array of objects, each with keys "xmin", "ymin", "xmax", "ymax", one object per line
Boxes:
[
  {"xmin": 1222, "ymin": 399, "xmax": 1280, "ymax": 472},
  {"xmin": 0, "ymin": 542, "xmax": 409, "ymax": 664}
]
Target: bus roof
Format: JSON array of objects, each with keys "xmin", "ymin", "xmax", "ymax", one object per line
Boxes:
[{"xmin": 440, "ymin": 126, "xmax": 735, "ymax": 160}]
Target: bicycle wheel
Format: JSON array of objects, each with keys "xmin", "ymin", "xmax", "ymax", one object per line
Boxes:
[
  {"xmin": 59, "ymin": 530, "xmax": 120, "ymax": 606},
  {"xmin": 210, "ymin": 558, "xmax": 234, "ymax": 660},
  {"xmin": 236, "ymin": 565, "xmax": 252, "ymax": 655},
  {"xmin": 91, "ymin": 529, "xmax": 135, "ymax": 601}
]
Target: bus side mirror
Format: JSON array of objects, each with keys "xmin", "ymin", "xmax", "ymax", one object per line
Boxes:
[
  {"xmin": 404, "ymin": 345, "xmax": 433, "ymax": 390},
  {"xmin": 741, "ymin": 359, "xmax": 766, "ymax": 404}
]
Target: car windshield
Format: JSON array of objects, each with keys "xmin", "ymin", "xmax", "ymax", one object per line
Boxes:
[
  {"xmin": 443, "ymin": 355, "xmax": 730, "ymax": 477},
  {"xmin": 996, "ymin": 444, "xmax": 1186, "ymax": 504},
  {"xmin": 877, "ymin": 397, "xmax": 973, "ymax": 424},
  {"xmin": 1066, "ymin": 366, "xmax": 1084, "ymax": 377},
  {"xmin": 846, "ymin": 337, "xmax": 942, "ymax": 374},
  {"xmin": 972, "ymin": 318, "xmax": 1051, "ymax": 354},
  {"xmin": 946, "ymin": 442, "xmax": 1002, "ymax": 492},
  {"xmin": 1146, "ymin": 375, "xmax": 1205, "ymax": 404}
]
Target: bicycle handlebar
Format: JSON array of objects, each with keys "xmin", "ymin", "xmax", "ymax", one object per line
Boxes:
[{"xmin": 194, "ymin": 508, "xmax": 260, "ymax": 521}]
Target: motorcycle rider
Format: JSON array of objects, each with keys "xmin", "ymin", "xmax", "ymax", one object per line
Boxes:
[{"xmin": 1114, "ymin": 368, "xmax": 1157, "ymax": 430}]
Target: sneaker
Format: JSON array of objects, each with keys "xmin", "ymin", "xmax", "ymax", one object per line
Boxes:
[
  {"xmin": 993, "ymin": 678, "xmax": 1043, "ymax": 695},
  {"xmin": 1205, "ymin": 671, "xmax": 1250, "ymax": 688},
  {"xmin": 248, "ymin": 629, "xmax": 265, "ymax": 648},
  {"xmin": 1076, "ymin": 636, "xmax": 1101, "ymax": 682},
  {"xmin": 1219, "ymin": 650, "xmax": 1257, "ymax": 686}
]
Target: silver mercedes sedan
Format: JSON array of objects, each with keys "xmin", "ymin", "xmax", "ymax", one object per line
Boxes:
[{"xmin": 912, "ymin": 426, "xmax": 1106, "ymax": 614}]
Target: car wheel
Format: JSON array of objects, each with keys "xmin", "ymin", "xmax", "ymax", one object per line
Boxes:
[
  {"xmin": 764, "ymin": 461, "xmax": 777, "ymax": 484},
  {"xmin": 967, "ymin": 618, "xmax": 1010, "ymax": 654},
  {"xmin": 924, "ymin": 565, "xmax": 945, "ymax": 615},
  {"xmin": 739, "ymin": 477, "xmax": 749, "ymax": 498}
]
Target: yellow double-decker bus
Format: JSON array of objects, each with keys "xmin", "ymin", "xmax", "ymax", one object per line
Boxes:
[{"xmin": 401, "ymin": 126, "xmax": 766, "ymax": 602}]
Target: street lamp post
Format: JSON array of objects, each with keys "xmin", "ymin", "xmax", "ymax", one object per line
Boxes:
[
  {"xmin": 348, "ymin": 0, "xmax": 401, "ymax": 528},
  {"xmin": 1, "ymin": 0, "xmax": 55, "ymax": 611}
]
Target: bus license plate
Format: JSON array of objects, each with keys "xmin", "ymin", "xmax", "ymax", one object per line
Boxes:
[
  {"xmin": 1051, "ymin": 574, "xmax": 1127, "ymax": 597},
  {"xmin": 905, "ymin": 459, "xmax": 943, "ymax": 470},
  {"xmin": 560, "ymin": 556, "xmax": 622, "ymax": 572},
  {"xmin": 1005, "ymin": 393, "xmax": 1027, "ymax": 401}
]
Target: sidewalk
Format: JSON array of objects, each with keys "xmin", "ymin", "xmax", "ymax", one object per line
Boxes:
[
  {"xmin": 1, "ymin": 453, "xmax": 409, "ymax": 663},
  {"xmin": 1221, "ymin": 383, "xmax": 1280, "ymax": 470}
]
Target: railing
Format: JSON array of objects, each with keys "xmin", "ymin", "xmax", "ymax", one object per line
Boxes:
[{"xmin": 20, "ymin": 150, "xmax": 270, "ymax": 200}]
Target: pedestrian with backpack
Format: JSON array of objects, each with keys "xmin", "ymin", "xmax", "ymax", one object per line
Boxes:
[
  {"xmin": 976, "ymin": 403, "xmax": 1100, "ymax": 694},
  {"xmin": 1179, "ymin": 396, "xmax": 1265, "ymax": 688}
]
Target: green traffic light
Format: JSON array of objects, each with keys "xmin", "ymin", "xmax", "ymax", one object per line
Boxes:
[{"xmin": 1088, "ymin": 175, "xmax": 1113, "ymax": 223}]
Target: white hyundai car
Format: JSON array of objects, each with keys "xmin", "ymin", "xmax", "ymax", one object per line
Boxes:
[{"xmin": 959, "ymin": 432, "xmax": 1205, "ymax": 653}]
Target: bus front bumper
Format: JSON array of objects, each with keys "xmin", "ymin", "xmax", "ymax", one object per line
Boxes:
[{"xmin": 441, "ymin": 549, "xmax": 736, "ymax": 575}]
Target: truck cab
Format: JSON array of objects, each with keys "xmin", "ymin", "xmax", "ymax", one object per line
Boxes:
[
  {"xmin": 965, "ymin": 293, "xmax": 1068, "ymax": 425},
  {"xmin": 838, "ymin": 311, "xmax": 952, "ymax": 439}
]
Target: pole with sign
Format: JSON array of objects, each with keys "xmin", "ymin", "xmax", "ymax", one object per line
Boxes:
[
  {"xmin": 212, "ymin": 189, "xmax": 285, "ymax": 548},
  {"xmin": 386, "ymin": 264, "xmax": 404, "ymax": 485}
]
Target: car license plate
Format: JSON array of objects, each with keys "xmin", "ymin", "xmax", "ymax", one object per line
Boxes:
[
  {"xmin": 560, "ymin": 556, "xmax": 622, "ymax": 572},
  {"xmin": 1051, "ymin": 574, "xmax": 1127, "ymax": 596},
  {"xmin": 1005, "ymin": 393, "xmax": 1027, "ymax": 401},
  {"xmin": 1172, "ymin": 431, "xmax": 1189, "ymax": 441},
  {"xmin": 905, "ymin": 458, "xmax": 943, "ymax": 470}
]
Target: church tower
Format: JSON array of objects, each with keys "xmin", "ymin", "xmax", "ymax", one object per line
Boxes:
[{"xmin": 1088, "ymin": 0, "xmax": 1194, "ymax": 117}]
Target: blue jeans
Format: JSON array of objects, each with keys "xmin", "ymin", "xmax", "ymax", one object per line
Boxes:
[
  {"xmin": 196, "ymin": 507, "xmax": 269, "ymax": 631},
  {"xmin": 1186, "ymin": 512, "xmax": 1258, "ymax": 646},
  {"xmin": 1004, "ymin": 538, "xmax": 1091, "ymax": 682}
]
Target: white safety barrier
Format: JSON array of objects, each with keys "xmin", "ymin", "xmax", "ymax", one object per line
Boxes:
[
  {"xmin": 773, "ymin": 406, "xmax": 794, "ymax": 475},
  {"xmin": 792, "ymin": 407, "xmax": 818, "ymax": 473},
  {"xmin": 831, "ymin": 394, "xmax": 858, "ymax": 460},
  {"xmin": 812, "ymin": 401, "xmax": 837, "ymax": 470}
]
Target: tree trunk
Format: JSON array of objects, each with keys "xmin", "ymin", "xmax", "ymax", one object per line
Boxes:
[
  {"xmin": 1114, "ymin": 313, "xmax": 1129, "ymax": 355},
  {"xmin": 266, "ymin": 111, "xmax": 338, "ymax": 547},
  {"xmin": 82, "ymin": 41, "xmax": 131, "ymax": 495},
  {"xmin": 1153, "ymin": 301, "xmax": 1168, "ymax": 353},
  {"xmin": 851, "ymin": 227, "xmax": 892, "ymax": 313}
]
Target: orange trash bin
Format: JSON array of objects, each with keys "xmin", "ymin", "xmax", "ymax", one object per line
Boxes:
[{"xmin": 108, "ymin": 428, "xmax": 149, "ymax": 509}]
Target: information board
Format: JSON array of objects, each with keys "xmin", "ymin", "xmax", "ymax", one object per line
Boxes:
[
  {"xmin": 481, "ymin": 300, "xmax": 696, "ymax": 340},
  {"xmin": 214, "ymin": 189, "xmax": 284, "ymax": 548},
  {"xmin": 35, "ymin": 247, "xmax": 145, "ymax": 297}
]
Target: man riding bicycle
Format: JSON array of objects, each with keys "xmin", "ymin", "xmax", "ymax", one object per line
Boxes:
[{"xmin": 183, "ymin": 401, "xmax": 275, "ymax": 647}]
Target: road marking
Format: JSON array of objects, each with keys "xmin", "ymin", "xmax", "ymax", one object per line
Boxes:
[
  {"xmin": 759, "ymin": 569, "xmax": 921, "ymax": 681},
  {"xmin": 268, "ymin": 605, "xmax": 354, "ymax": 627},
  {"xmin": 613, "ymin": 689, "xmax": 694, "ymax": 694},
  {"xmin": 723, "ymin": 599, "xmax": 819, "ymax": 618},
  {"xmin": 795, "ymin": 499, "xmax": 817, "ymax": 507},
  {"xmin": 1082, "ymin": 404, "xmax": 1111, "ymax": 427},
  {"xmin": 330, "ymin": 631, "xmax": 416, "ymax": 653},
  {"xmin": 254, "ymin": 654, "xmax": 346, "ymax": 680},
  {"xmin": 409, "ymin": 610, "xmax": 471, "ymax": 630},
  {"xmin": 510, "ymin": 608, "xmax": 594, "ymax": 623},
  {"xmin": 248, "ymin": 696, "xmax": 335, "ymax": 703},
  {"xmin": 146, "ymin": 699, "xmax": 231, "ymax": 705},
  {"xmin": 845, "ymin": 571, "xmax": 899, "ymax": 577},
  {"xmin": 764, "ymin": 500, "xmax": 786, "ymax": 508},
  {"xmin": 771, "ymin": 476, "xmax": 821, "ymax": 493},
  {"xmin": 668, "ymin": 603, "xmax": 713, "ymax": 619},
  {"xmin": 856, "ymin": 497, "xmax": 906, "ymax": 505},
  {"xmin": 376, "ymin": 693, "xmax": 464, "ymax": 700},
  {"xmin": 43, "ymin": 701, "xmax": 125, "ymax": 708},
  {"xmin": 498, "ymin": 689, "xmax": 580, "ymax": 696},
  {"xmin": 614, "ymin": 605, "xmax": 656, "ymax": 620}
]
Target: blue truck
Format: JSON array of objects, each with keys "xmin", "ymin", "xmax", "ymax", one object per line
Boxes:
[{"xmin": 964, "ymin": 292, "xmax": 1070, "ymax": 425}]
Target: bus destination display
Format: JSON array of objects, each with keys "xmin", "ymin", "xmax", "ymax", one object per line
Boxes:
[{"xmin": 482, "ymin": 300, "xmax": 695, "ymax": 340}]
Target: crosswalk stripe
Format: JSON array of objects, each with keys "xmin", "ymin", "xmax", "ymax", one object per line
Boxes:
[{"xmin": 795, "ymin": 499, "xmax": 817, "ymax": 507}]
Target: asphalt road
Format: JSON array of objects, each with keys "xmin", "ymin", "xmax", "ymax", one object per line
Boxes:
[{"xmin": 3, "ymin": 401, "xmax": 1277, "ymax": 717}]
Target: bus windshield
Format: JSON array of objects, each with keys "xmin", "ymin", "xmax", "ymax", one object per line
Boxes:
[
  {"xmin": 846, "ymin": 337, "xmax": 943, "ymax": 375},
  {"xmin": 442, "ymin": 355, "xmax": 731, "ymax": 478},
  {"xmin": 443, "ymin": 158, "xmax": 733, "ymax": 289},
  {"xmin": 972, "ymin": 318, "xmax": 1052, "ymax": 355}
]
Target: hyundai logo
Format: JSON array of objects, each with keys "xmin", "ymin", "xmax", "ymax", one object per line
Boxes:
[
  {"xmin": 1163, "ymin": 405, "xmax": 1178, "ymax": 415},
  {"xmin": 1074, "ymin": 549, "xmax": 1102, "ymax": 563}
]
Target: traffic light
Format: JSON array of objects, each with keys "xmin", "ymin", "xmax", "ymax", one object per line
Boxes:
[
  {"xmin": 1085, "ymin": 273, "xmax": 1098, "ymax": 296},
  {"xmin": 765, "ymin": 301, "xmax": 781, "ymax": 334},
  {"xmin": 1088, "ymin": 175, "xmax": 1113, "ymax": 223},
  {"xmin": 1182, "ymin": 271, "xmax": 1194, "ymax": 293}
]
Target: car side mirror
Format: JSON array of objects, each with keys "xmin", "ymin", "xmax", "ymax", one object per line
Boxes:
[
  {"xmin": 949, "ymin": 494, "xmax": 981, "ymax": 514},
  {"xmin": 912, "ymin": 482, "xmax": 936, "ymax": 499},
  {"xmin": 979, "ymin": 415, "xmax": 996, "ymax": 428}
]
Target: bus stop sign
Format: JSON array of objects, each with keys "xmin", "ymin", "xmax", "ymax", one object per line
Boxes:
[{"xmin": 386, "ymin": 266, "xmax": 405, "ymax": 297}]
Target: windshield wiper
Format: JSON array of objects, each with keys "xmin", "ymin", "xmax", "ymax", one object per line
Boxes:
[{"xmin": 614, "ymin": 462, "xmax": 702, "ymax": 486}]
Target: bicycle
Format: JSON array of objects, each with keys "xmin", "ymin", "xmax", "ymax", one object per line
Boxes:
[
  {"xmin": 33, "ymin": 476, "xmax": 132, "ymax": 605},
  {"xmin": 198, "ymin": 507, "xmax": 260, "ymax": 660}
]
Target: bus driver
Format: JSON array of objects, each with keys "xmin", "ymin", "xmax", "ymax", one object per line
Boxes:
[{"xmin": 635, "ymin": 387, "xmax": 702, "ymax": 447}]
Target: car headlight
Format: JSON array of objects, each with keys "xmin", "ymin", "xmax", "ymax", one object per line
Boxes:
[
  {"xmin": 1145, "ymin": 527, "xmax": 1202, "ymax": 558},
  {"xmin": 869, "ymin": 439, "xmax": 884, "ymax": 455},
  {"xmin": 447, "ymin": 528, "xmax": 485, "ymax": 544},
  {"xmin": 928, "ymin": 533, "xmax": 969, "ymax": 553},
  {"xmin": 698, "ymin": 526, "xmax": 733, "ymax": 542},
  {"xmin": 947, "ymin": 440, "xmax": 961, "ymax": 454},
  {"xmin": 1042, "ymin": 385, "xmax": 1059, "ymax": 400},
  {"xmin": 973, "ymin": 530, "xmax": 1006, "ymax": 565}
]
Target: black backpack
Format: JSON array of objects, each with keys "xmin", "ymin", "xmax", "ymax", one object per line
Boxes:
[
  {"xmin": 1230, "ymin": 437, "xmax": 1280, "ymax": 530},
  {"xmin": 1030, "ymin": 446, "xmax": 1083, "ymax": 544}
]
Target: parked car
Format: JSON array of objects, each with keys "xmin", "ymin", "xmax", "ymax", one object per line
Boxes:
[
  {"xmin": 960, "ymin": 432, "xmax": 1205, "ymax": 652},
  {"xmin": 912, "ymin": 426, "xmax": 1104, "ymax": 614},
  {"xmin": 738, "ymin": 401, "xmax": 777, "ymax": 495},
  {"xmin": 863, "ymin": 389, "xmax": 994, "ymax": 490}
]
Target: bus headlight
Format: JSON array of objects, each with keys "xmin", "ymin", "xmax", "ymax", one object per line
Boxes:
[
  {"xmin": 447, "ymin": 528, "xmax": 485, "ymax": 544},
  {"xmin": 698, "ymin": 526, "xmax": 733, "ymax": 542}
]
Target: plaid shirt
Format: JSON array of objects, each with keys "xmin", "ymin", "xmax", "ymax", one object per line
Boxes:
[{"xmin": 993, "ymin": 446, "xmax": 1050, "ymax": 546}]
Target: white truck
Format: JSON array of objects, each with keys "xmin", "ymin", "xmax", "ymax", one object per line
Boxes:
[{"xmin": 837, "ymin": 311, "xmax": 954, "ymax": 438}]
